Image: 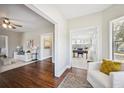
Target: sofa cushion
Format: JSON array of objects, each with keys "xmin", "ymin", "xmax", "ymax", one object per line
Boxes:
[
  {"xmin": 100, "ymin": 59, "xmax": 121, "ymax": 75},
  {"xmin": 121, "ymin": 63, "xmax": 124, "ymax": 71},
  {"xmin": 88, "ymin": 71, "xmax": 111, "ymax": 88}
]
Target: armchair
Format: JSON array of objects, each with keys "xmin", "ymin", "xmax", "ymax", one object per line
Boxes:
[{"xmin": 87, "ymin": 62, "xmax": 124, "ymax": 88}]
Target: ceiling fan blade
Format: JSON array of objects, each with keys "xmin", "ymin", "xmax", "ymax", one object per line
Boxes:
[
  {"xmin": 13, "ymin": 24, "xmax": 23, "ymax": 27},
  {"xmin": 12, "ymin": 26, "xmax": 16, "ymax": 29},
  {"xmin": 1, "ymin": 17, "xmax": 23, "ymax": 29}
]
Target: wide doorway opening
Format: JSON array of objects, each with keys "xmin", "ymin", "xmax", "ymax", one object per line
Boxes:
[
  {"xmin": 0, "ymin": 4, "xmax": 55, "ymax": 77},
  {"xmin": 70, "ymin": 26, "xmax": 100, "ymax": 69}
]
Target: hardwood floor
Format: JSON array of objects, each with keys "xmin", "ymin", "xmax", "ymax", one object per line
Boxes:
[{"xmin": 0, "ymin": 58, "xmax": 86, "ymax": 88}]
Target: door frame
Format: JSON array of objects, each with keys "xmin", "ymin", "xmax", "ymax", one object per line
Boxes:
[
  {"xmin": 25, "ymin": 4, "xmax": 58, "ymax": 76},
  {"xmin": 69, "ymin": 26, "xmax": 101, "ymax": 68}
]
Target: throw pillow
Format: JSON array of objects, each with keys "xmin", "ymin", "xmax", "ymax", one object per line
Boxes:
[{"xmin": 100, "ymin": 59, "xmax": 121, "ymax": 75}]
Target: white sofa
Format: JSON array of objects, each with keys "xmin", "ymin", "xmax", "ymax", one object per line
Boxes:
[
  {"xmin": 87, "ymin": 62, "xmax": 124, "ymax": 88},
  {"xmin": 14, "ymin": 52, "xmax": 32, "ymax": 62}
]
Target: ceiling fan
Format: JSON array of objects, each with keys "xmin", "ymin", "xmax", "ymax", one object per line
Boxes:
[{"xmin": 0, "ymin": 17, "xmax": 23, "ymax": 29}]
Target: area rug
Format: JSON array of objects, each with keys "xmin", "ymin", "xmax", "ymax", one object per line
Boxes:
[{"xmin": 58, "ymin": 70, "xmax": 92, "ymax": 88}]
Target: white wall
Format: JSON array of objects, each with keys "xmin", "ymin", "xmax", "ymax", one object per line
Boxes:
[
  {"xmin": 26, "ymin": 4, "xmax": 68, "ymax": 77},
  {"xmin": 68, "ymin": 12, "xmax": 103, "ymax": 29}
]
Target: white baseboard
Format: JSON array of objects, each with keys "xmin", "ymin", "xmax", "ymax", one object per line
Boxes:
[
  {"xmin": 0, "ymin": 60, "xmax": 37, "ymax": 73},
  {"xmin": 39, "ymin": 56, "xmax": 52, "ymax": 61},
  {"xmin": 66, "ymin": 65, "xmax": 71, "ymax": 69},
  {"xmin": 55, "ymin": 65, "xmax": 68, "ymax": 77}
]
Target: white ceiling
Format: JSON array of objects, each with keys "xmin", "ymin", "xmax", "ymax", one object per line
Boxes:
[
  {"xmin": 54, "ymin": 4, "xmax": 112, "ymax": 19},
  {"xmin": 0, "ymin": 4, "xmax": 53, "ymax": 32}
]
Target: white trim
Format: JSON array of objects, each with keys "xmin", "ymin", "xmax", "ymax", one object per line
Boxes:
[
  {"xmin": 109, "ymin": 16, "xmax": 124, "ymax": 60},
  {"xmin": 25, "ymin": 4, "xmax": 57, "ymax": 24},
  {"xmin": 69, "ymin": 26, "xmax": 101, "ymax": 68},
  {"xmin": 55, "ymin": 65, "xmax": 67, "ymax": 77},
  {"xmin": 39, "ymin": 56, "xmax": 52, "ymax": 61},
  {"xmin": 109, "ymin": 21, "xmax": 113, "ymax": 60},
  {"xmin": 110, "ymin": 16, "xmax": 124, "ymax": 23}
]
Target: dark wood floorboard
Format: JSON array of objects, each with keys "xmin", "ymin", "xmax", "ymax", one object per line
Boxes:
[{"xmin": 0, "ymin": 58, "xmax": 85, "ymax": 88}]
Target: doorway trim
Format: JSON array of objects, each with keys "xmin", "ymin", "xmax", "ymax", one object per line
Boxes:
[{"xmin": 69, "ymin": 26, "xmax": 101, "ymax": 68}]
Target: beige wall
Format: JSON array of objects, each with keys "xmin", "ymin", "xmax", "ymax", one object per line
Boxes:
[
  {"xmin": 68, "ymin": 5, "xmax": 124, "ymax": 59},
  {"xmin": 22, "ymin": 26, "xmax": 54, "ymax": 49},
  {"xmin": 68, "ymin": 12, "xmax": 103, "ymax": 29},
  {"xmin": 0, "ymin": 29, "xmax": 23, "ymax": 57},
  {"xmin": 22, "ymin": 32, "xmax": 41, "ymax": 50}
]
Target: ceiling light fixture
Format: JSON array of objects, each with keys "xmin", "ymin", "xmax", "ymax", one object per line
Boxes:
[
  {"xmin": 4, "ymin": 18, "xmax": 9, "ymax": 24},
  {"xmin": 0, "ymin": 17, "xmax": 22, "ymax": 29},
  {"xmin": 8, "ymin": 25, "xmax": 12, "ymax": 29},
  {"xmin": 2, "ymin": 23, "xmax": 7, "ymax": 28}
]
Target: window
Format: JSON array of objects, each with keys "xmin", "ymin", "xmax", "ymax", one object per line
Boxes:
[{"xmin": 112, "ymin": 18, "xmax": 124, "ymax": 60}]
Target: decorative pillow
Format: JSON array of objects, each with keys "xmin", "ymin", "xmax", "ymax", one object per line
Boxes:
[{"xmin": 100, "ymin": 59, "xmax": 121, "ymax": 75}]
